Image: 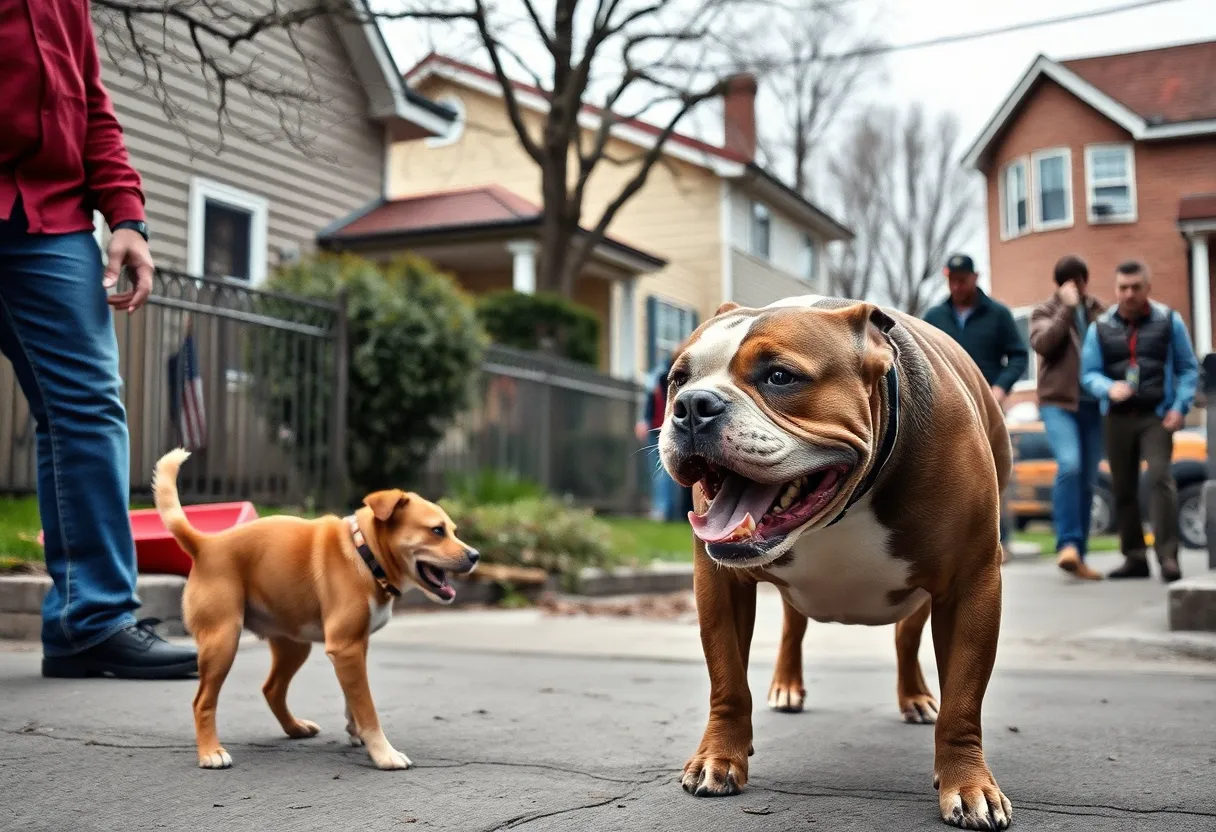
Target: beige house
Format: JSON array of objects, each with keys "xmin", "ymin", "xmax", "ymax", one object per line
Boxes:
[{"xmin": 352, "ymin": 54, "xmax": 854, "ymax": 381}]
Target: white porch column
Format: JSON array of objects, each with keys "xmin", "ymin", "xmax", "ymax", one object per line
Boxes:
[
  {"xmin": 612, "ymin": 277, "xmax": 638, "ymax": 380},
  {"xmin": 1189, "ymin": 232, "xmax": 1212, "ymax": 357},
  {"xmin": 507, "ymin": 240, "xmax": 538, "ymax": 294}
]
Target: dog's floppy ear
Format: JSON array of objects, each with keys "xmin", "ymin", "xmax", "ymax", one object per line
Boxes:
[
  {"xmin": 835, "ymin": 302, "xmax": 896, "ymax": 382},
  {"xmin": 715, "ymin": 301, "xmax": 741, "ymax": 317},
  {"xmin": 363, "ymin": 489, "xmax": 409, "ymax": 523}
]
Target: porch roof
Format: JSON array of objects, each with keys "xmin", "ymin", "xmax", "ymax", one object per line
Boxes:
[
  {"xmin": 1179, "ymin": 193, "xmax": 1216, "ymax": 223},
  {"xmin": 317, "ymin": 185, "xmax": 667, "ymax": 275}
]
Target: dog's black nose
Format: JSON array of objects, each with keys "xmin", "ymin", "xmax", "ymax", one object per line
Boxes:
[
  {"xmin": 671, "ymin": 389, "xmax": 727, "ymax": 433},
  {"xmin": 465, "ymin": 548, "xmax": 480, "ymax": 564}
]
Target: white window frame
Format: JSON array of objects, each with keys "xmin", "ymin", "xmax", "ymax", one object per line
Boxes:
[
  {"xmin": 797, "ymin": 233, "xmax": 817, "ymax": 282},
  {"xmin": 1030, "ymin": 147, "xmax": 1073, "ymax": 232},
  {"xmin": 1011, "ymin": 306, "xmax": 1038, "ymax": 392},
  {"xmin": 187, "ymin": 176, "xmax": 269, "ymax": 286},
  {"xmin": 749, "ymin": 200, "xmax": 771, "ymax": 260},
  {"xmin": 998, "ymin": 157, "xmax": 1029, "ymax": 241},
  {"xmin": 1084, "ymin": 142, "xmax": 1137, "ymax": 224},
  {"xmin": 424, "ymin": 94, "xmax": 466, "ymax": 149}
]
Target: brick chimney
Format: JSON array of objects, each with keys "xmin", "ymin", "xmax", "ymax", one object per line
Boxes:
[{"xmin": 722, "ymin": 73, "xmax": 757, "ymax": 161}]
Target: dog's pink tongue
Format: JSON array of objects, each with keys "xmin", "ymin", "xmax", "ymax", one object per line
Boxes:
[{"xmin": 689, "ymin": 476, "xmax": 783, "ymax": 543}]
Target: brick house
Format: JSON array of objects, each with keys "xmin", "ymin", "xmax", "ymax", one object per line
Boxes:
[{"xmin": 962, "ymin": 39, "xmax": 1216, "ymax": 403}]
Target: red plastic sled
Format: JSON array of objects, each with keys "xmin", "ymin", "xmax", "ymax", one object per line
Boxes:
[{"xmin": 38, "ymin": 502, "xmax": 258, "ymax": 577}]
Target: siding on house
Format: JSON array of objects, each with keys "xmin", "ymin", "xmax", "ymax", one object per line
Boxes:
[
  {"xmin": 985, "ymin": 77, "xmax": 1216, "ymax": 330},
  {"xmin": 731, "ymin": 251, "xmax": 822, "ymax": 308},
  {"xmin": 726, "ymin": 186, "xmax": 826, "ymax": 304},
  {"xmin": 97, "ymin": 10, "xmax": 386, "ymax": 275},
  {"xmin": 389, "ymin": 79, "xmax": 723, "ymax": 377}
]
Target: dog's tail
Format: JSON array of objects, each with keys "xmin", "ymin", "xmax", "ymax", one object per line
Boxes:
[{"xmin": 152, "ymin": 448, "xmax": 203, "ymax": 558}]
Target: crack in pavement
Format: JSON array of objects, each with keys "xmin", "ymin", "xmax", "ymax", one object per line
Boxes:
[
  {"xmin": 481, "ymin": 773, "xmax": 667, "ymax": 831},
  {"xmin": 421, "ymin": 756, "xmax": 648, "ymax": 784}
]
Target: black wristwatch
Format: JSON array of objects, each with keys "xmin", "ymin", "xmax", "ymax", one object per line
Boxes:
[{"xmin": 112, "ymin": 219, "xmax": 149, "ymax": 242}]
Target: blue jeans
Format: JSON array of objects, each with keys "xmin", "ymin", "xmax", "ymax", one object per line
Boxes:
[
  {"xmin": 646, "ymin": 428, "xmax": 681, "ymax": 522},
  {"xmin": 1041, "ymin": 401, "xmax": 1104, "ymax": 557},
  {"xmin": 0, "ymin": 205, "xmax": 140, "ymax": 656}
]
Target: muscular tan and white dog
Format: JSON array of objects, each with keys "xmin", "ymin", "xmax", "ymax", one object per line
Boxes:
[{"xmin": 658, "ymin": 296, "xmax": 1013, "ymax": 830}]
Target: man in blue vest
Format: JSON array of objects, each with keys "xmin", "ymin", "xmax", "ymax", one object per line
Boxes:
[
  {"xmin": 1081, "ymin": 260, "xmax": 1199, "ymax": 582},
  {"xmin": 924, "ymin": 253, "xmax": 1029, "ymax": 551}
]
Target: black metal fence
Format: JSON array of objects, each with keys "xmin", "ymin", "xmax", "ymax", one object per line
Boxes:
[
  {"xmin": 420, "ymin": 344, "xmax": 650, "ymax": 513},
  {"xmin": 0, "ymin": 270, "xmax": 348, "ymax": 509},
  {"xmin": 2, "ymin": 273, "xmax": 648, "ymax": 513}
]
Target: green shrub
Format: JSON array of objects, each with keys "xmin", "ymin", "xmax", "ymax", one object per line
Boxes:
[
  {"xmin": 257, "ymin": 253, "xmax": 485, "ymax": 496},
  {"xmin": 446, "ymin": 469, "xmax": 548, "ymax": 505},
  {"xmin": 440, "ymin": 497, "xmax": 625, "ymax": 588},
  {"xmin": 476, "ymin": 290, "xmax": 600, "ymax": 366}
]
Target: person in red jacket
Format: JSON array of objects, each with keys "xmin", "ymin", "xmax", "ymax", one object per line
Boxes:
[{"xmin": 1, "ymin": 0, "xmax": 197, "ymax": 678}]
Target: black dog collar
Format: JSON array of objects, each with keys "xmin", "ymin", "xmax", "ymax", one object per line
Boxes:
[
  {"xmin": 826, "ymin": 359, "xmax": 901, "ymax": 527},
  {"xmin": 346, "ymin": 515, "xmax": 400, "ymax": 597}
]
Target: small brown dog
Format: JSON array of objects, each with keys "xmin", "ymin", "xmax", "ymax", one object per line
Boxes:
[{"xmin": 152, "ymin": 448, "xmax": 479, "ymax": 771}]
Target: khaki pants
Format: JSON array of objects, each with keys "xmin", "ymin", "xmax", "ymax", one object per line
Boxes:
[{"xmin": 1104, "ymin": 412, "xmax": 1177, "ymax": 564}]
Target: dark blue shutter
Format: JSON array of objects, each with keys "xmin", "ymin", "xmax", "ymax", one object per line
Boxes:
[{"xmin": 646, "ymin": 295, "xmax": 658, "ymax": 372}]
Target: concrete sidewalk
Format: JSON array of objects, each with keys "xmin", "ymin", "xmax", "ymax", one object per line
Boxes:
[{"xmin": 1, "ymin": 551, "xmax": 1214, "ymax": 831}]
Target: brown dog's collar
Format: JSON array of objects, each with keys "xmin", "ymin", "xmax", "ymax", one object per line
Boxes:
[
  {"xmin": 826, "ymin": 358, "xmax": 900, "ymax": 527},
  {"xmin": 346, "ymin": 515, "xmax": 401, "ymax": 597}
]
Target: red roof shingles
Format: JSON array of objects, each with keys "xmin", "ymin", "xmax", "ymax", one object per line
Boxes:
[
  {"xmin": 404, "ymin": 53, "xmax": 749, "ymax": 166},
  {"xmin": 332, "ymin": 185, "xmax": 541, "ymax": 238},
  {"xmin": 1062, "ymin": 39, "xmax": 1216, "ymax": 125}
]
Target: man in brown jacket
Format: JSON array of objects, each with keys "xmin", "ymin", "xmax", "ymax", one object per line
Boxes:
[{"xmin": 1029, "ymin": 256, "xmax": 1107, "ymax": 580}]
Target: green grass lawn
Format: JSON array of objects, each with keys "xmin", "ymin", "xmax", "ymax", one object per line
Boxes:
[
  {"xmin": 601, "ymin": 517, "xmax": 696, "ymax": 562},
  {"xmin": 0, "ymin": 497, "xmax": 43, "ymax": 565},
  {"xmin": 1014, "ymin": 529, "xmax": 1119, "ymax": 554}
]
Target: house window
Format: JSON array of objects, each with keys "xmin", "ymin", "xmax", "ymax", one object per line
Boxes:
[
  {"xmin": 750, "ymin": 201, "xmax": 771, "ymax": 259},
  {"xmin": 798, "ymin": 234, "xmax": 817, "ymax": 281},
  {"xmin": 1001, "ymin": 159, "xmax": 1028, "ymax": 238},
  {"xmin": 1011, "ymin": 308, "xmax": 1037, "ymax": 390},
  {"xmin": 187, "ymin": 177, "xmax": 269, "ymax": 285},
  {"xmin": 1031, "ymin": 148, "xmax": 1072, "ymax": 230},
  {"xmin": 425, "ymin": 94, "xmax": 466, "ymax": 149},
  {"xmin": 647, "ymin": 297, "xmax": 697, "ymax": 370},
  {"xmin": 1085, "ymin": 144, "xmax": 1136, "ymax": 222}
]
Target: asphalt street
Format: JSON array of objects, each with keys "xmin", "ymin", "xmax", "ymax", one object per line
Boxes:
[{"xmin": 2, "ymin": 630, "xmax": 1215, "ymax": 832}]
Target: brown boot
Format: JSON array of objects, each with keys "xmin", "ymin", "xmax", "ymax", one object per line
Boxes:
[
  {"xmin": 1056, "ymin": 545, "xmax": 1080, "ymax": 574},
  {"xmin": 1073, "ymin": 560, "xmax": 1104, "ymax": 581}
]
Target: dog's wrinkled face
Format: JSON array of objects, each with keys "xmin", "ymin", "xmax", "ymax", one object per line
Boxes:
[
  {"xmin": 658, "ymin": 299, "xmax": 896, "ymax": 566},
  {"xmin": 363, "ymin": 490, "xmax": 479, "ymax": 604}
]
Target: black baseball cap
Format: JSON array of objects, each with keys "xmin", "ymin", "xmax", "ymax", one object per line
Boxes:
[{"xmin": 945, "ymin": 253, "xmax": 975, "ymax": 274}]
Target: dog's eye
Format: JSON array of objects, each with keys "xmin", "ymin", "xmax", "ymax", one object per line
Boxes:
[
  {"xmin": 668, "ymin": 369, "xmax": 689, "ymax": 389},
  {"xmin": 431, "ymin": 526, "xmax": 446, "ymax": 537},
  {"xmin": 765, "ymin": 368, "xmax": 796, "ymax": 386}
]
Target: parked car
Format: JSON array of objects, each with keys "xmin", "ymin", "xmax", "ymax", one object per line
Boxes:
[{"xmin": 1007, "ymin": 421, "xmax": 1208, "ymax": 549}]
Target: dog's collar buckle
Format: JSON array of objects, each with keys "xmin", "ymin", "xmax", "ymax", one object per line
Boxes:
[
  {"xmin": 827, "ymin": 358, "xmax": 901, "ymax": 527},
  {"xmin": 346, "ymin": 515, "xmax": 401, "ymax": 597}
]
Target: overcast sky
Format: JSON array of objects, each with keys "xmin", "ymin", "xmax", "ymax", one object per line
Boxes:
[{"xmin": 384, "ymin": 0, "xmax": 1216, "ymax": 291}]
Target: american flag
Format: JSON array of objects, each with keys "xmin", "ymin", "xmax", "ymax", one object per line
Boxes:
[{"xmin": 167, "ymin": 325, "xmax": 207, "ymax": 451}]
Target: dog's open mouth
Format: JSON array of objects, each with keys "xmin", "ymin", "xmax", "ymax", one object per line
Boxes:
[
  {"xmin": 689, "ymin": 462, "xmax": 851, "ymax": 544},
  {"xmin": 417, "ymin": 562, "xmax": 456, "ymax": 601}
]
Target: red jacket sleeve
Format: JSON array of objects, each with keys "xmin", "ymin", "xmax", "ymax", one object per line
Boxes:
[{"xmin": 81, "ymin": 7, "xmax": 146, "ymax": 227}]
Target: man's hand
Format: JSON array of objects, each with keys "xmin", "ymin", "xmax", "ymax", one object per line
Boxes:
[
  {"xmin": 1058, "ymin": 280, "xmax": 1081, "ymax": 307},
  {"xmin": 1163, "ymin": 410, "xmax": 1184, "ymax": 432},
  {"xmin": 1108, "ymin": 381, "xmax": 1134, "ymax": 403},
  {"xmin": 104, "ymin": 228, "xmax": 154, "ymax": 314},
  {"xmin": 990, "ymin": 385, "xmax": 1007, "ymax": 406}
]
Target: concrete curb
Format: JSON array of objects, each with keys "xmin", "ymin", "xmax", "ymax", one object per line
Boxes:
[{"xmin": 0, "ymin": 562, "xmax": 696, "ymax": 641}]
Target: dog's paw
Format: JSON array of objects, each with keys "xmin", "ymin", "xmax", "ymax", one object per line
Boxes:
[
  {"xmin": 767, "ymin": 680, "xmax": 805, "ymax": 713},
  {"xmin": 285, "ymin": 719, "xmax": 321, "ymax": 739},
  {"xmin": 682, "ymin": 753, "xmax": 747, "ymax": 797},
  {"xmin": 900, "ymin": 693, "xmax": 939, "ymax": 725},
  {"xmin": 938, "ymin": 768, "xmax": 1012, "ymax": 829},
  {"xmin": 371, "ymin": 748, "xmax": 413, "ymax": 771},
  {"xmin": 198, "ymin": 748, "xmax": 232, "ymax": 769}
]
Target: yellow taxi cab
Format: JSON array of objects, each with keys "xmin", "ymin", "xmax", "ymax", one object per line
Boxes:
[{"xmin": 1007, "ymin": 420, "xmax": 1207, "ymax": 549}]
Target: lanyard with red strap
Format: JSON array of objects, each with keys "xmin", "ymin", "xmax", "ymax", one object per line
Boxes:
[{"xmin": 1128, "ymin": 324, "xmax": 1139, "ymax": 367}]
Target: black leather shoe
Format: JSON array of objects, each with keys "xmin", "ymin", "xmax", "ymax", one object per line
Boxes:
[
  {"xmin": 42, "ymin": 618, "xmax": 198, "ymax": 680},
  {"xmin": 1160, "ymin": 559, "xmax": 1182, "ymax": 583},
  {"xmin": 1107, "ymin": 558, "xmax": 1151, "ymax": 580}
]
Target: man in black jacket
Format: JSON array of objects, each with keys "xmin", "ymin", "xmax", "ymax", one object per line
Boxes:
[
  {"xmin": 923, "ymin": 254, "xmax": 1029, "ymax": 552},
  {"xmin": 923, "ymin": 254, "xmax": 1030, "ymax": 407}
]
